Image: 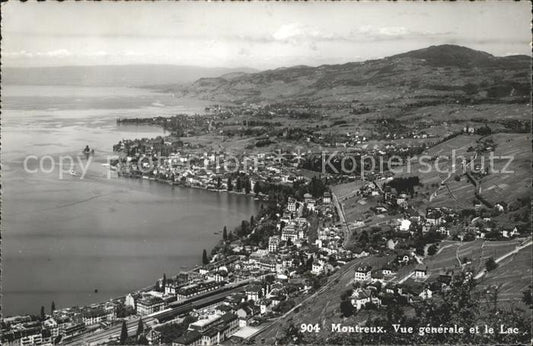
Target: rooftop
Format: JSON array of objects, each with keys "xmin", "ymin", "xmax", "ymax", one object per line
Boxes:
[
  {"xmin": 173, "ymin": 330, "xmax": 202, "ymax": 344},
  {"xmin": 138, "ymin": 295, "xmax": 164, "ymax": 306},
  {"xmin": 189, "ymin": 314, "xmax": 222, "ymax": 328},
  {"xmin": 355, "ymin": 265, "xmax": 372, "ymax": 272}
]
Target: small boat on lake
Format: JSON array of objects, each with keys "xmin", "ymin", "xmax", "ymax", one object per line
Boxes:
[{"xmin": 82, "ymin": 145, "xmax": 95, "ymax": 158}]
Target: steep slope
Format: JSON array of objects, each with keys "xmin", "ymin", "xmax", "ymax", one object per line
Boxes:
[{"xmin": 178, "ymin": 45, "xmax": 530, "ymax": 104}]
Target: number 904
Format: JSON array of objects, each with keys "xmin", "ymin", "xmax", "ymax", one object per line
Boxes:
[{"xmin": 300, "ymin": 323, "xmax": 321, "ymax": 333}]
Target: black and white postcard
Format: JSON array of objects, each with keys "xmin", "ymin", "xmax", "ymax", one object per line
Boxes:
[{"xmin": 1, "ymin": 2, "xmax": 531, "ymax": 345}]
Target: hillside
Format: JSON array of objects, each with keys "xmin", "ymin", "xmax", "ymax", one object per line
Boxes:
[
  {"xmin": 177, "ymin": 45, "xmax": 530, "ymax": 103},
  {"xmin": 2, "ymin": 65, "xmax": 257, "ymax": 87},
  {"xmin": 252, "ymin": 237, "xmax": 532, "ymax": 345}
]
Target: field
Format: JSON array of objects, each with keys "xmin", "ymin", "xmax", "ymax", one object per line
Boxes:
[
  {"xmin": 331, "ymin": 182, "xmax": 394, "ymax": 227},
  {"xmin": 331, "ymin": 181, "xmax": 365, "ymax": 201},
  {"xmin": 477, "ymin": 242, "xmax": 532, "ymax": 305},
  {"xmin": 389, "ymin": 135, "xmax": 480, "ymax": 209},
  {"xmin": 424, "ymin": 134, "xmax": 480, "ymax": 157},
  {"xmin": 477, "ymin": 133, "xmax": 532, "ymax": 204},
  {"xmin": 400, "ymin": 103, "xmax": 531, "ymax": 122},
  {"xmin": 411, "ymin": 239, "xmax": 526, "ymax": 279},
  {"xmin": 393, "ymin": 133, "xmax": 532, "ymax": 210}
]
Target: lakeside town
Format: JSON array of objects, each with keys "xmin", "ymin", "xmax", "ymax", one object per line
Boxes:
[
  {"xmin": 2, "ymin": 97, "xmax": 531, "ymax": 345},
  {"xmin": 3, "ymin": 1, "xmax": 532, "ymax": 345}
]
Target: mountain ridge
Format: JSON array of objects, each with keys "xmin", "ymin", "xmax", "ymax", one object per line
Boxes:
[
  {"xmin": 177, "ymin": 45, "xmax": 530, "ymax": 104},
  {"xmin": 2, "ymin": 65, "xmax": 258, "ymax": 87}
]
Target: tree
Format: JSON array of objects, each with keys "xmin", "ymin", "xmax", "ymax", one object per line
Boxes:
[
  {"xmin": 306, "ymin": 256, "xmax": 314, "ymax": 270},
  {"xmin": 227, "ymin": 177, "xmax": 233, "ymax": 191},
  {"xmin": 51, "ymin": 301, "xmax": 56, "ymax": 314},
  {"xmin": 136, "ymin": 318, "xmax": 144, "ymax": 337},
  {"xmin": 253, "ymin": 181, "xmax": 261, "ymax": 195},
  {"xmin": 235, "ymin": 177, "xmax": 243, "ymax": 192},
  {"xmin": 162, "ymin": 273, "xmax": 167, "ymax": 292},
  {"xmin": 477, "ymin": 124, "xmax": 492, "ymax": 136},
  {"xmin": 359, "ymin": 230, "xmax": 369, "ymax": 244},
  {"xmin": 250, "ymin": 215, "xmax": 255, "ymax": 227},
  {"xmin": 359, "ymin": 271, "xmax": 532, "ymax": 345},
  {"xmin": 340, "ymin": 289, "xmax": 352, "ymax": 301},
  {"xmin": 485, "ymin": 257, "xmax": 498, "ymax": 272},
  {"xmin": 244, "ymin": 177, "xmax": 252, "ymax": 194},
  {"xmin": 202, "ymin": 249, "xmax": 209, "ymax": 265},
  {"xmin": 308, "ymin": 176, "xmax": 327, "ymax": 198},
  {"xmin": 137, "ymin": 335, "xmax": 149, "ymax": 345},
  {"xmin": 427, "ymin": 244, "xmax": 438, "ymax": 256},
  {"xmin": 240, "ymin": 220, "xmax": 249, "ymax": 236},
  {"xmin": 385, "ymin": 301, "xmax": 405, "ymax": 324},
  {"xmin": 286, "ymin": 237, "xmax": 293, "ymax": 247},
  {"xmin": 182, "ymin": 315, "xmax": 197, "ymax": 327},
  {"xmin": 340, "ymin": 300, "xmax": 354, "ymax": 317},
  {"xmin": 223, "ymin": 226, "xmax": 228, "ymax": 241},
  {"xmin": 40, "ymin": 306, "xmax": 46, "ymax": 320},
  {"xmin": 522, "ymin": 285, "xmax": 532, "ymax": 307},
  {"xmin": 120, "ymin": 320, "xmax": 128, "ymax": 345}
]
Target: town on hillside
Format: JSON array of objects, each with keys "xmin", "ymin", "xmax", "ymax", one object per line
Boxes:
[
  {"xmin": 2, "ymin": 41, "xmax": 531, "ymax": 346},
  {"xmin": 3, "ymin": 138, "xmax": 531, "ymax": 344}
]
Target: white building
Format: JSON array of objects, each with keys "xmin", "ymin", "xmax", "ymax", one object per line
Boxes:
[
  {"xmin": 414, "ymin": 267, "xmax": 428, "ymax": 279},
  {"xmin": 398, "ymin": 219, "xmax": 411, "ymax": 232},
  {"xmin": 125, "ymin": 293, "xmax": 135, "ymax": 308},
  {"xmin": 311, "ymin": 260, "xmax": 325, "ymax": 275},
  {"xmin": 287, "ymin": 197, "xmax": 297, "ymax": 212},
  {"xmin": 419, "ymin": 287, "xmax": 433, "ymax": 300},
  {"xmin": 350, "ymin": 288, "xmax": 382, "ymax": 310},
  {"xmin": 268, "ymin": 236, "xmax": 280, "ymax": 253},
  {"xmin": 245, "ymin": 285, "xmax": 262, "ymax": 302},
  {"xmin": 303, "ymin": 193, "xmax": 316, "ymax": 211},
  {"xmin": 281, "ymin": 225, "xmax": 298, "ymax": 242},
  {"xmin": 136, "ymin": 295, "xmax": 165, "ymax": 315},
  {"xmin": 354, "ymin": 266, "xmax": 372, "ymax": 281},
  {"xmin": 322, "ymin": 192, "xmax": 332, "ymax": 204}
]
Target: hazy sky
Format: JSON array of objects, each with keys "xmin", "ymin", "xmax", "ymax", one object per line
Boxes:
[{"xmin": 2, "ymin": 2, "xmax": 530, "ymax": 69}]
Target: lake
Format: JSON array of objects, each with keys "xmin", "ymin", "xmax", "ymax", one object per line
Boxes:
[{"xmin": 1, "ymin": 85, "xmax": 258, "ymax": 316}]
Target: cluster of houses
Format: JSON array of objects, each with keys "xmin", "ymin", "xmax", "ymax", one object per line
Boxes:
[
  {"xmin": 1, "ymin": 302, "xmax": 119, "ymax": 346},
  {"xmin": 1, "ymin": 317, "xmax": 57, "ymax": 346},
  {"xmin": 353, "ymin": 177, "xmax": 521, "ymax": 243},
  {"xmin": 170, "ymin": 279, "xmax": 302, "ymax": 345},
  {"xmin": 114, "ymin": 143, "xmax": 312, "ymax": 195},
  {"xmin": 347, "ymin": 259, "xmax": 464, "ymax": 312},
  {"xmin": 172, "ymin": 312, "xmax": 239, "ymax": 346},
  {"xmin": 5, "ymin": 163, "xmax": 523, "ymax": 346},
  {"xmin": 325, "ymin": 131, "xmax": 433, "ymax": 149},
  {"xmin": 56, "ymin": 190, "xmax": 339, "ymax": 345},
  {"xmin": 463, "ymin": 214, "xmax": 521, "ymax": 240},
  {"xmin": 389, "ymin": 207, "xmax": 455, "ymax": 237}
]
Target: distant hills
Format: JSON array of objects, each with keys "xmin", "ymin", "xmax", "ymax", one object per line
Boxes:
[
  {"xmin": 175, "ymin": 45, "xmax": 530, "ymax": 104},
  {"xmin": 5, "ymin": 45, "xmax": 529, "ymax": 104},
  {"xmin": 2, "ymin": 65, "xmax": 258, "ymax": 87}
]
